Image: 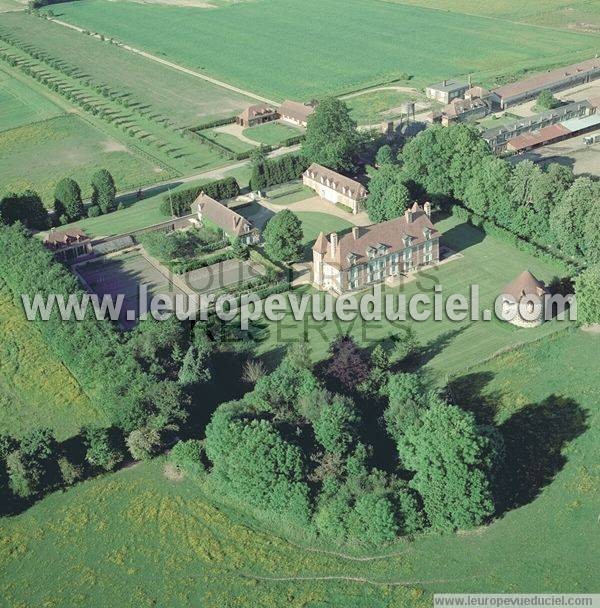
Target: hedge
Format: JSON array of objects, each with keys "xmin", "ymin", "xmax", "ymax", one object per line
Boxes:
[
  {"xmin": 161, "ymin": 177, "xmax": 240, "ymax": 217},
  {"xmin": 450, "ymin": 204, "xmax": 579, "ymax": 274},
  {"xmin": 170, "ymin": 249, "xmax": 236, "ymax": 274}
]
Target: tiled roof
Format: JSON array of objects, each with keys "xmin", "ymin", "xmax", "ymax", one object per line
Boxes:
[
  {"xmin": 192, "ymin": 193, "xmax": 254, "ymax": 237},
  {"xmin": 507, "ymin": 124, "xmax": 571, "ymax": 151},
  {"xmin": 304, "ymin": 163, "xmax": 367, "ymax": 200},
  {"xmin": 44, "ymin": 227, "xmax": 89, "ymax": 247},
  {"xmin": 238, "ymin": 104, "xmax": 278, "ymax": 121},
  {"xmin": 492, "ymin": 58, "xmax": 600, "ymax": 101},
  {"xmin": 317, "ymin": 203, "xmax": 439, "ymax": 271},
  {"xmin": 427, "ymin": 79, "xmax": 469, "ymax": 93},
  {"xmin": 502, "ymin": 271, "xmax": 548, "ymax": 300},
  {"xmin": 279, "ymin": 100, "xmax": 315, "ymax": 122}
]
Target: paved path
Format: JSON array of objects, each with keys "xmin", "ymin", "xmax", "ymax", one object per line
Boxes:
[
  {"xmin": 49, "ymin": 17, "xmax": 279, "ymax": 106},
  {"xmin": 259, "ymin": 195, "xmax": 372, "ymax": 226},
  {"xmin": 340, "ymin": 84, "xmax": 419, "ymax": 100},
  {"xmin": 214, "ymin": 123, "xmax": 260, "ymax": 147}
]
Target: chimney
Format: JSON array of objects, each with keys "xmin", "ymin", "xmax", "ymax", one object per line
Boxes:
[
  {"xmin": 424, "ymin": 201, "xmax": 432, "ymax": 217},
  {"xmin": 443, "ymin": 79, "xmax": 447, "ymax": 87},
  {"xmin": 330, "ymin": 232, "xmax": 338, "ymax": 256},
  {"xmin": 405, "ymin": 208, "xmax": 414, "ymax": 223},
  {"xmin": 352, "ymin": 226, "xmax": 360, "ymax": 240}
]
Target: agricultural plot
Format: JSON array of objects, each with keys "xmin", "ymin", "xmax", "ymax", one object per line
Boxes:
[
  {"xmin": 381, "ymin": 0, "xmax": 600, "ymax": 32},
  {"xmin": 53, "ymin": 0, "xmax": 598, "ymax": 99},
  {"xmin": 0, "ymin": 282, "xmax": 101, "ymax": 441},
  {"xmin": 0, "ymin": 114, "xmax": 167, "ymax": 205},
  {"xmin": 256, "ymin": 214, "xmax": 569, "ymax": 377},
  {"xmin": 0, "ymin": 330, "xmax": 597, "ymax": 606},
  {"xmin": 0, "ymin": 66, "xmax": 63, "ymax": 132},
  {"xmin": 1, "ymin": 12, "xmax": 256, "ymax": 128},
  {"xmin": 242, "ymin": 121, "xmax": 304, "ymax": 146}
]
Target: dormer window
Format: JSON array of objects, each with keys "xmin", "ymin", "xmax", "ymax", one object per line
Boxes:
[
  {"xmin": 423, "ymin": 228, "xmax": 432, "ymax": 240},
  {"xmin": 403, "ymin": 235, "xmax": 412, "ymax": 248}
]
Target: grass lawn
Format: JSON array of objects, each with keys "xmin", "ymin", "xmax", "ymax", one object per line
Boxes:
[
  {"xmin": 255, "ymin": 215, "xmax": 570, "ymax": 378},
  {"xmin": 265, "ymin": 181, "xmax": 313, "ymax": 205},
  {"xmin": 1, "ymin": 12, "xmax": 256, "ymax": 128},
  {"xmin": 242, "ymin": 121, "xmax": 303, "ymax": 146},
  {"xmin": 199, "ymin": 128, "xmax": 256, "ymax": 154},
  {"xmin": 295, "ymin": 211, "xmax": 354, "ymax": 245},
  {"xmin": 0, "ymin": 282, "xmax": 101, "ymax": 441},
  {"xmin": 345, "ymin": 89, "xmax": 421, "ymax": 125},
  {"xmin": 0, "ymin": 330, "xmax": 597, "ymax": 605},
  {"xmin": 0, "ymin": 114, "xmax": 167, "ymax": 206},
  {"xmin": 52, "ymin": 0, "xmax": 598, "ymax": 99},
  {"xmin": 0, "ymin": 66, "xmax": 63, "ymax": 132},
  {"xmin": 477, "ymin": 112, "xmax": 523, "ymax": 130}
]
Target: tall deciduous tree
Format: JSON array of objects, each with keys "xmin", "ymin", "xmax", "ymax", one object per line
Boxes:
[
  {"xmin": 398, "ymin": 402, "xmax": 499, "ymax": 531},
  {"xmin": 91, "ymin": 169, "xmax": 117, "ymax": 214},
  {"xmin": 262, "ymin": 209, "xmax": 303, "ymax": 262},
  {"xmin": 365, "ymin": 164, "xmax": 409, "ymax": 223},
  {"xmin": 326, "ymin": 334, "xmax": 368, "ymax": 391},
  {"xmin": 54, "ymin": 178, "xmax": 84, "ymax": 222},
  {"xmin": 301, "ymin": 97, "xmax": 359, "ymax": 172}
]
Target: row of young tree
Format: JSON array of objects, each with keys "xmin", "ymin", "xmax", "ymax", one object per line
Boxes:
[
  {"xmin": 0, "ymin": 169, "xmax": 117, "ymax": 230},
  {"xmin": 366, "ymin": 124, "xmax": 600, "ymax": 265},
  {"xmin": 182, "ymin": 335, "xmax": 504, "ymax": 544},
  {"xmin": 0, "ymin": 225, "xmax": 215, "ymax": 511}
]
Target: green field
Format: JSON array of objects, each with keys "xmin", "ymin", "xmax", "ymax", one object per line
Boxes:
[
  {"xmin": 0, "ymin": 282, "xmax": 101, "ymax": 441},
  {"xmin": 382, "ymin": 0, "xmax": 600, "ymax": 32},
  {"xmin": 0, "ymin": 329, "xmax": 597, "ymax": 606},
  {"xmin": 345, "ymin": 88, "xmax": 422, "ymax": 125},
  {"xmin": 0, "ymin": 66, "xmax": 62, "ymax": 132},
  {"xmin": 243, "ymin": 121, "xmax": 304, "ymax": 146},
  {"xmin": 296, "ymin": 211, "xmax": 354, "ymax": 245},
  {"xmin": 0, "ymin": 114, "xmax": 168, "ymax": 204},
  {"xmin": 265, "ymin": 182, "xmax": 314, "ymax": 205},
  {"xmin": 1, "ymin": 12, "xmax": 255, "ymax": 128},
  {"xmin": 256, "ymin": 215, "xmax": 570, "ymax": 377},
  {"xmin": 52, "ymin": 0, "xmax": 598, "ymax": 99}
]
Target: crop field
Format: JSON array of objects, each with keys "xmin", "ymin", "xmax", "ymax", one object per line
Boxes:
[
  {"xmin": 1, "ymin": 12, "xmax": 256, "ymax": 128},
  {"xmin": 0, "ymin": 66, "xmax": 63, "ymax": 132},
  {"xmin": 0, "ymin": 282, "xmax": 100, "ymax": 441},
  {"xmin": 0, "ymin": 329, "xmax": 597, "ymax": 606},
  {"xmin": 255, "ymin": 215, "xmax": 570, "ymax": 377},
  {"xmin": 345, "ymin": 88, "xmax": 422, "ymax": 125},
  {"xmin": 0, "ymin": 114, "xmax": 167, "ymax": 205},
  {"xmin": 380, "ymin": 0, "xmax": 600, "ymax": 32},
  {"xmin": 51, "ymin": 0, "xmax": 598, "ymax": 99},
  {"xmin": 242, "ymin": 121, "xmax": 304, "ymax": 146}
]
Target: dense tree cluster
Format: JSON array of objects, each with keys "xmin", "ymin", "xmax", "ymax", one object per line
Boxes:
[
  {"xmin": 198, "ymin": 336, "xmax": 503, "ymax": 545},
  {"xmin": 575, "ymin": 265, "xmax": 600, "ymax": 326},
  {"xmin": 160, "ymin": 176, "xmax": 240, "ymax": 217},
  {"xmin": 397, "ymin": 124, "xmax": 599, "ymax": 264},
  {"xmin": 0, "ymin": 224, "xmax": 217, "ymax": 511},
  {"xmin": 0, "ymin": 190, "xmax": 48, "ymax": 230}
]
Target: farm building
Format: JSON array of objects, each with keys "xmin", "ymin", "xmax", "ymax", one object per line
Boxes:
[
  {"xmin": 490, "ymin": 58, "xmax": 600, "ymax": 109},
  {"xmin": 439, "ymin": 97, "xmax": 490, "ymax": 126},
  {"xmin": 278, "ymin": 100, "xmax": 316, "ymax": 127},
  {"xmin": 44, "ymin": 227, "xmax": 93, "ymax": 262},
  {"xmin": 312, "ymin": 202, "xmax": 439, "ymax": 294},
  {"xmin": 482, "ymin": 99, "xmax": 596, "ymax": 152},
  {"xmin": 500, "ymin": 270, "xmax": 549, "ymax": 328},
  {"xmin": 425, "ymin": 79, "xmax": 469, "ymax": 104},
  {"xmin": 302, "ymin": 163, "xmax": 367, "ymax": 214},
  {"xmin": 236, "ymin": 104, "xmax": 279, "ymax": 127},
  {"xmin": 191, "ymin": 193, "xmax": 260, "ymax": 244}
]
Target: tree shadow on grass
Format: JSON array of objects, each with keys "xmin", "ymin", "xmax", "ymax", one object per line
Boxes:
[
  {"xmin": 404, "ymin": 325, "xmax": 469, "ymax": 371},
  {"xmin": 496, "ymin": 395, "xmax": 588, "ymax": 514},
  {"xmin": 446, "ymin": 371, "xmax": 499, "ymax": 425},
  {"xmin": 441, "ymin": 221, "xmax": 486, "ymax": 253}
]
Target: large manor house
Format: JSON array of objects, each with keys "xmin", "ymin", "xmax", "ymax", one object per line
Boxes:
[{"xmin": 312, "ymin": 202, "xmax": 440, "ymax": 293}]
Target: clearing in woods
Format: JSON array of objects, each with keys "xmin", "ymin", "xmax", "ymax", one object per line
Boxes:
[{"xmin": 51, "ymin": 0, "xmax": 599, "ymax": 99}]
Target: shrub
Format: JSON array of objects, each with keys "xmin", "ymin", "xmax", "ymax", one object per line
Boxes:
[
  {"xmin": 126, "ymin": 427, "xmax": 163, "ymax": 461},
  {"xmin": 84, "ymin": 428, "xmax": 124, "ymax": 471},
  {"xmin": 87, "ymin": 204, "xmax": 102, "ymax": 218},
  {"xmin": 170, "ymin": 439, "xmax": 205, "ymax": 476},
  {"xmin": 58, "ymin": 456, "xmax": 84, "ymax": 486}
]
